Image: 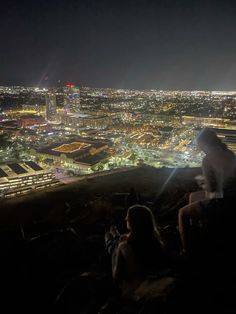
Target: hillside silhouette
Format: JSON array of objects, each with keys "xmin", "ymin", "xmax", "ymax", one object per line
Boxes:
[{"xmin": 0, "ymin": 165, "xmax": 235, "ymax": 313}]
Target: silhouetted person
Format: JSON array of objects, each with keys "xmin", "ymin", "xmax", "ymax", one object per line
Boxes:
[
  {"xmin": 105, "ymin": 204, "xmax": 169, "ymax": 298},
  {"xmin": 178, "ymin": 128, "xmax": 236, "ymax": 254}
]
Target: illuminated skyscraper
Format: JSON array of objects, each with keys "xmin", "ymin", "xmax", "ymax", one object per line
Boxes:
[
  {"xmin": 45, "ymin": 90, "xmax": 57, "ymax": 122},
  {"xmin": 64, "ymin": 84, "xmax": 80, "ymax": 113}
]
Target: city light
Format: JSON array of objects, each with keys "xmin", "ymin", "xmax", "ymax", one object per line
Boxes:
[{"xmin": 1, "ymin": 86, "xmax": 236, "ymax": 198}]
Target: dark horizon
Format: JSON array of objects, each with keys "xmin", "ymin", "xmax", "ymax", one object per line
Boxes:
[{"xmin": 1, "ymin": 0, "xmax": 236, "ymax": 91}]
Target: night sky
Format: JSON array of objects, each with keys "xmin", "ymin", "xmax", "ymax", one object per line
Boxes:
[{"xmin": 1, "ymin": 0, "xmax": 236, "ymax": 90}]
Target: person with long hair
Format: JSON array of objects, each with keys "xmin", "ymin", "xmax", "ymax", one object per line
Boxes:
[
  {"xmin": 178, "ymin": 128, "xmax": 236, "ymax": 255},
  {"xmin": 108, "ymin": 205, "xmax": 168, "ymax": 296}
]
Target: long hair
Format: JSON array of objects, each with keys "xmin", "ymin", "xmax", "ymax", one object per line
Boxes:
[
  {"xmin": 126, "ymin": 204, "xmax": 164, "ymax": 247},
  {"xmin": 197, "ymin": 128, "xmax": 227, "ymax": 151}
]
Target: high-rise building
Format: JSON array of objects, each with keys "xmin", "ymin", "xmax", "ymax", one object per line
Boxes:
[
  {"xmin": 45, "ymin": 90, "xmax": 57, "ymax": 122},
  {"xmin": 64, "ymin": 84, "xmax": 80, "ymax": 113}
]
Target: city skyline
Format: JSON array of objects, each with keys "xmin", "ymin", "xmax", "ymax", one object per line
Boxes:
[
  {"xmin": 1, "ymin": 0, "xmax": 236, "ymax": 90},
  {"xmin": 1, "ymin": 84, "xmax": 236, "ymax": 198},
  {"xmin": 1, "ymin": 84, "xmax": 236, "ymax": 94}
]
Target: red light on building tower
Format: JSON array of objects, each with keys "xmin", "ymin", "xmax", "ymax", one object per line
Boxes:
[{"xmin": 65, "ymin": 84, "xmax": 75, "ymax": 88}]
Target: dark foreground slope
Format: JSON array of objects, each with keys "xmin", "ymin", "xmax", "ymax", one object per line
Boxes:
[
  {"xmin": 0, "ymin": 165, "xmax": 199, "ymax": 226},
  {"xmin": 0, "ymin": 165, "xmax": 235, "ymax": 313}
]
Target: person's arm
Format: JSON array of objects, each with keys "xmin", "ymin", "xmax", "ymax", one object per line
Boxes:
[{"xmin": 112, "ymin": 242, "xmax": 126, "ymax": 285}]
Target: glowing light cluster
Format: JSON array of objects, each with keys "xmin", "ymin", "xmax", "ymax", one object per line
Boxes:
[{"xmin": 52, "ymin": 142, "xmax": 91, "ymax": 153}]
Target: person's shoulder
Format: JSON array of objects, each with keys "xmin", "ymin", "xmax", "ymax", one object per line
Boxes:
[
  {"xmin": 117, "ymin": 240, "xmax": 133, "ymax": 255},
  {"xmin": 118, "ymin": 240, "xmax": 129, "ymax": 250}
]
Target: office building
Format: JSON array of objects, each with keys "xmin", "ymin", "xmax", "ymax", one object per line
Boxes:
[
  {"xmin": 0, "ymin": 161, "xmax": 60, "ymax": 198},
  {"xmin": 64, "ymin": 84, "xmax": 80, "ymax": 114},
  {"xmin": 46, "ymin": 90, "xmax": 57, "ymax": 122}
]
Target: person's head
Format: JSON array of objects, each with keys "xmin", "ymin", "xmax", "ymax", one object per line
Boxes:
[
  {"xmin": 126, "ymin": 204, "xmax": 162, "ymax": 244},
  {"xmin": 197, "ymin": 128, "xmax": 227, "ymax": 153}
]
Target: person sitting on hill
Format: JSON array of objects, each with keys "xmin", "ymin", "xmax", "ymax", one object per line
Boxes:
[
  {"xmin": 178, "ymin": 128, "xmax": 236, "ymax": 255},
  {"xmin": 105, "ymin": 204, "xmax": 172, "ymax": 299}
]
